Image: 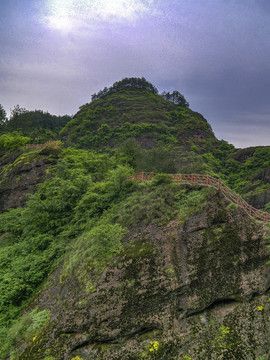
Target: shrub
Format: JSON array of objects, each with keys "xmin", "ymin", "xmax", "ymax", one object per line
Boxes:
[
  {"xmin": 63, "ymin": 221, "xmax": 125, "ymax": 282},
  {"xmin": 0, "ymin": 132, "xmax": 30, "ymax": 151},
  {"xmin": 115, "ymin": 183, "xmax": 177, "ymax": 226},
  {"xmin": 176, "ymin": 188, "xmax": 210, "ymax": 222},
  {"xmin": 0, "ymin": 308, "xmax": 49, "ymax": 359}
]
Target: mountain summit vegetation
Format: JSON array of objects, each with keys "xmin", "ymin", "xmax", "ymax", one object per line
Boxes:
[{"xmin": 0, "ymin": 77, "xmax": 270, "ymax": 359}]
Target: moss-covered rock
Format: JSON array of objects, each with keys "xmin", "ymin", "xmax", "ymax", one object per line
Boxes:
[{"xmin": 16, "ymin": 192, "xmax": 270, "ymax": 359}]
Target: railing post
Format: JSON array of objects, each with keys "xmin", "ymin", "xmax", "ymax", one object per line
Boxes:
[
  {"xmin": 191, "ymin": 174, "xmax": 194, "ymax": 183},
  {"xmin": 206, "ymin": 175, "xmax": 209, "ymax": 185},
  {"xmin": 176, "ymin": 174, "xmax": 179, "ymax": 183},
  {"xmin": 142, "ymin": 172, "xmax": 144, "ymax": 182}
]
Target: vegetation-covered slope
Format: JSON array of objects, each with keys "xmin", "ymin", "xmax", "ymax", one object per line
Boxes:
[
  {"xmin": 61, "ymin": 88, "xmax": 214, "ymax": 148},
  {"xmin": 0, "ymin": 77, "xmax": 270, "ymax": 359},
  {"xmin": 2, "ymin": 177, "xmax": 270, "ymax": 359},
  {"xmin": 0, "ymin": 106, "xmax": 71, "ymax": 144}
]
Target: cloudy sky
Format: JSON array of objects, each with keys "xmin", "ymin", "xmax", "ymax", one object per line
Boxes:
[{"xmin": 1, "ymin": 0, "xmax": 270, "ymax": 148}]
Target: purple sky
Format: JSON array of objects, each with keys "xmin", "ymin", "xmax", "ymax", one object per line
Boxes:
[{"xmin": 1, "ymin": 0, "xmax": 270, "ymax": 148}]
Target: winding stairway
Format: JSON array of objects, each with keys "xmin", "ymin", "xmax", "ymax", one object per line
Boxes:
[{"xmin": 129, "ymin": 173, "xmax": 270, "ymax": 223}]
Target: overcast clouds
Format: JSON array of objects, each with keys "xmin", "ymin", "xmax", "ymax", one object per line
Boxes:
[{"xmin": 1, "ymin": 0, "xmax": 270, "ymax": 148}]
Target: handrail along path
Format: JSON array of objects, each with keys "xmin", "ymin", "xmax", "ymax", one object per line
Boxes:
[{"xmin": 128, "ymin": 173, "xmax": 270, "ymax": 223}]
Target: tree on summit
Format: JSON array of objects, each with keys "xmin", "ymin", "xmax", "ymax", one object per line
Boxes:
[
  {"xmin": 91, "ymin": 77, "xmax": 158, "ymax": 100},
  {"xmin": 91, "ymin": 77, "xmax": 189, "ymax": 108},
  {"xmin": 161, "ymin": 91, "xmax": 189, "ymax": 107}
]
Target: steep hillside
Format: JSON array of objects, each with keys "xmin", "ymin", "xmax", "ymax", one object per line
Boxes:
[
  {"xmin": 0, "ymin": 78, "xmax": 270, "ymax": 359},
  {"xmin": 60, "ymin": 89, "xmax": 220, "ymax": 173},
  {"xmin": 61, "ymin": 89, "xmax": 214, "ymax": 148},
  {"xmin": 4, "ymin": 181, "xmax": 270, "ymax": 359},
  {"xmin": 59, "ymin": 83, "xmax": 270, "ymax": 208}
]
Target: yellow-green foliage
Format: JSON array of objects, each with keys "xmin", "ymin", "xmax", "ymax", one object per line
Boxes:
[
  {"xmin": 0, "ymin": 309, "xmax": 49, "ymax": 359},
  {"xmin": 148, "ymin": 340, "xmax": 160, "ymax": 352},
  {"xmin": 0, "ymin": 132, "xmax": 30, "ymax": 151},
  {"xmin": 141, "ymin": 340, "xmax": 160, "ymax": 358}
]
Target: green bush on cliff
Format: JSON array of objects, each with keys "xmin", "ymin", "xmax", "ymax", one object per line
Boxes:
[
  {"xmin": 115, "ymin": 182, "xmax": 177, "ymax": 226},
  {"xmin": 177, "ymin": 187, "xmax": 212, "ymax": 222},
  {"xmin": 0, "ymin": 132, "xmax": 30, "ymax": 151},
  {"xmin": 0, "ymin": 308, "xmax": 49, "ymax": 359},
  {"xmin": 63, "ymin": 221, "xmax": 125, "ymax": 284}
]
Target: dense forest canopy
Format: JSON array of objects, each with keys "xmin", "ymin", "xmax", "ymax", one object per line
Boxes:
[{"xmin": 0, "ymin": 105, "xmax": 71, "ymax": 144}]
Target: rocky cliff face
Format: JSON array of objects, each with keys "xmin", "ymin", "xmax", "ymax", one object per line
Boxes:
[
  {"xmin": 247, "ymin": 168, "xmax": 270, "ymax": 209},
  {"xmin": 0, "ymin": 146, "xmax": 60, "ymax": 212},
  {"xmin": 18, "ymin": 191, "xmax": 270, "ymax": 359}
]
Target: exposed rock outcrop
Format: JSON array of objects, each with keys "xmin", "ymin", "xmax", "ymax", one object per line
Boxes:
[
  {"xmin": 247, "ymin": 168, "xmax": 270, "ymax": 208},
  {"xmin": 18, "ymin": 192, "xmax": 270, "ymax": 359},
  {"xmin": 0, "ymin": 147, "xmax": 60, "ymax": 212}
]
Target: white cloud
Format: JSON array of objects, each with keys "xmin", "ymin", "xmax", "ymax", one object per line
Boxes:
[{"xmin": 41, "ymin": 0, "xmax": 155, "ymax": 32}]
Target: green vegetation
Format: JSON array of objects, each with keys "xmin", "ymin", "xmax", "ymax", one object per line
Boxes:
[
  {"xmin": 0, "ymin": 77, "xmax": 270, "ymax": 359},
  {"xmin": 0, "ymin": 148, "xmax": 116, "ymax": 352},
  {"xmin": 0, "ymin": 132, "xmax": 30, "ymax": 151},
  {"xmin": 176, "ymin": 187, "xmax": 212, "ymax": 222},
  {"xmin": 0, "ymin": 104, "xmax": 7, "ymax": 125},
  {"xmin": 91, "ymin": 76, "xmax": 158, "ymax": 100},
  {"xmin": 60, "ymin": 84, "xmax": 214, "ymax": 155},
  {"xmin": 0, "ymin": 105, "xmax": 71, "ymax": 143},
  {"xmin": 62, "ymin": 221, "xmax": 125, "ymax": 292},
  {"xmin": 161, "ymin": 90, "xmax": 189, "ymax": 107},
  {"xmin": 0, "ymin": 308, "xmax": 49, "ymax": 359}
]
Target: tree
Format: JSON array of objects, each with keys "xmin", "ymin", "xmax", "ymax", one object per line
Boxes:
[
  {"xmin": 161, "ymin": 90, "xmax": 189, "ymax": 107},
  {"xmin": 10, "ymin": 104, "xmax": 28, "ymax": 118},
  {"xmin": 91, "ymin": 77, "xmax": 158, "ymax": 101},
  {"xmin": 0, "ymin": 104, "xmax": 7, "ymax": 125},
  {"xmin": 5, "ymin": 107, "xmax": 71, "ymax": 143}
]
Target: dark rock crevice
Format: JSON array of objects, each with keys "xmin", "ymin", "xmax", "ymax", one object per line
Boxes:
[{"xmin": 186, "ymin": 298, "xmax": 239, "ymax": 318}]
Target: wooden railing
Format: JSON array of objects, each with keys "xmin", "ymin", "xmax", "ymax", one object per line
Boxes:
[
  {"xmin": 128, "ymin": 173, "xmax": 270, "ymax": 223},
  {"xmin": 25, "ymin": 141, "xmax": 60, "ymax": 150}
]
